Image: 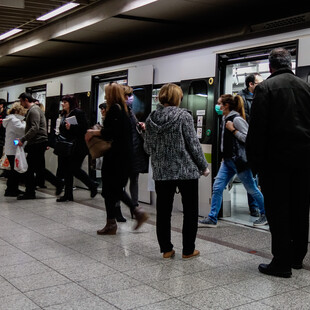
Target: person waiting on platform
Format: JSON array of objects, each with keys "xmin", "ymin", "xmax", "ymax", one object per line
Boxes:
[
  {"xmin": 199, "ymin": 94, "xmax": 265, "ymax": 228},
  {"xmin": 2, "ymin": 102, "xmax": 26, "ymax": 197},
  {"xmin": 145, "ymin": 83, "xmax": 210, "ymax": 259}
]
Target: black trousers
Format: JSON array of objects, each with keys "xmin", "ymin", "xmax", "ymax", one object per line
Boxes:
[
  {"xmin": 24, "ymin": 142, "xmax": 47, "ymax": 195},
  {"xmin": 155, "ymin": 179, "xmax": 199, "ymax": 256},
  {"xmin": 260, "ymin": 167, "xmax": 310, "ymax": 269},
  {"xmin": 61, "ymin": 152, "xmax": 95, "ymax": 197},
  {"xmin": 6, "ymin": 155, "xmax": 23, "ymax": 193}
]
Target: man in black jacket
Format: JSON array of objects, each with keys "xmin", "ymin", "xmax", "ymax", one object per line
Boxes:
[{"xmin": 247, "ymin": 48, "xmax": 310, "ymax": 278}]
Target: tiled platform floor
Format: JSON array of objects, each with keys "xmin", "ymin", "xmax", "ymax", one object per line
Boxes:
[{"xmin": 1, "ymin": 178, "xmax": 310, "ymax": 309}]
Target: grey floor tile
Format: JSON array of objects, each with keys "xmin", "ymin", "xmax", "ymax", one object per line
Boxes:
[
  {"xmin": 79, "ymin": 272, "xmax": 141, "ymax": 295},
  {"xmin": 222, "ymin": 276, "xmax": 294, "ymax": 300},
  {"xmin": 44, "ymin": 296, "xmax": 118, "ymax": 310},
  {"xmin": 125, "ymin": 263, "xmax": 188, "ymax": 284},
  {"xmin": 102, "ymin": 284, "xmax": 170, "ymax": 310},
  {"xmin": 0, "ymin": 252, "xmax": 35, "ymax": 267},
  {"xmin": 0, "ymin": 293, "xmax": 39, "ymax": 310},
  {"xmin": 232, "ymin": 301, "xmax": 274, "ymax": 310},
  {"xmin": 196, "ymin": 265, "xmax": 256, "ymax": 286},
  {"xmin": 135, "ymin": 298, "xmax": 199, "ymax": 310},
  {"xmin": 0, "ymin": 280, "xmax": 21, "ymax": 298},
  {"xmin": 0, "ymin": 261, "xmax": 51, "ymax": 279},
  {"xmin": 206, "ymin": 249, "xmax": 256, "ymax": 266},
  {"xmin": 24, "ymin": 282, "xmax": 94, "ymax": 308},
  {"xmin": 261, "ymin": 289, "xmax": 310, "ymax": 309},
  {"xmin": 179, "ymin": 287, "xmax": 253, "ymax": 310},
  {"xmin": 57, "ymin": 261, "xmax": 115, "ymax": 282},
  {"xmin": 42, "ymin": 253, "xmax": 98, "ymax": 270},
  {"xmin": 149, "ymin": 274, "xmax": 215, "ymax": 297},
  {"xmin": 96, "ymin": 251, "xmax": 157, "ymax": 272},
  {"xmin": 8, "ymin": 270, "xmax": 71, "ymax": 292}
]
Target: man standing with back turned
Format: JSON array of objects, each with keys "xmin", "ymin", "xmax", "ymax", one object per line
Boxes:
[
  {"xmin": 247, "ymin": 48, "xmax": 310, "ymax": 278},
  {"xmin": 17, "ymin": 93, "xmax": 48, "ymax": 200}
]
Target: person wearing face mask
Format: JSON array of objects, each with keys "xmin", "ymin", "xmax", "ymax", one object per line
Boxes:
[
  {"xmin": 199, "ymin": 94, "xmax": 265, "ymax": 228},
  {"xmin": 114, "ymin": 86, "xmax": 149, "ymax": 222}
]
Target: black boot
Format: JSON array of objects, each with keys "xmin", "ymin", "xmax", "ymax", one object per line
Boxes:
[{"xmin": 115, "ymin": 205, "xmax": 126, "ymax": 222}]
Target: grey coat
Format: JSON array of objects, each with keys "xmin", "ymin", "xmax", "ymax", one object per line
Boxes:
[{"xmin": 145, "ymin": 104, "xmax": 208, "ymax": 181}]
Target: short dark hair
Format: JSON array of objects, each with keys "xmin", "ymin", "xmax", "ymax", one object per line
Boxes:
[
  {"xmin": 0, "ymin": 98, "xmax": 6, "ymax": 105},
  {"xmin": 62, "ymin": 94, "xmax": 78, "ymax": 111},
  {"xmin": 18, "ymin": 92, "xmax": 35, "ymax": 102},
  {"xmin": 269, "ymin": 48, "xmax": 292, "ymax": 70},
  {"xmin": 245, "ymin": 74, "xmax": 256, "ymax": 88}
]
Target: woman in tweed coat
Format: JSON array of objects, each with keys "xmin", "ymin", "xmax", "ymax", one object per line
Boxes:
[{"xmin": 145, "ymin": 83, "xmax": 210, "ymax": 259}]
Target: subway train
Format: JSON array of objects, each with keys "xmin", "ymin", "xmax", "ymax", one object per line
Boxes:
[{"xmin": 1, "ymin": 27, "xmax": 310, "ymax": 226}]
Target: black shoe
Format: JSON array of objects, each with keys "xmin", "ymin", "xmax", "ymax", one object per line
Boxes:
[
  {"xmin": 258, "ymin": 263, "xmax": 292, "ymax": 278},
  {"xmin": 90, "ymin": 184, "xmax": 98, "ymax": 198},
  {"xmin": 56, "ymin": 195, "xmax": 73, "ymax": 202},
  {"xmin": 115, "ymin": 206, "xmax": 126, "ymax": 222},
  {"xmin": 17, "ymin": 193, "xmax": 36, "ymax": 200},
  {"xmin": 55, "ymin": 181, "xmax": 64, "ymax": 196},
  {"xmin": 292, "ymin": 261, "xmax": 303, "ymax": 269}
]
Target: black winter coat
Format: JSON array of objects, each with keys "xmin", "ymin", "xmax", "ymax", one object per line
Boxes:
[
  {"xmin": 246, "ymin": 68, "xmax": 310, "ymax": 173},
  {"xmin": 100, "ymin": 104, "xmax": 132, "ymax": 199},
  {"xmin": 59, "ymin": 108, "xmax": 89, "ymax": 156}
]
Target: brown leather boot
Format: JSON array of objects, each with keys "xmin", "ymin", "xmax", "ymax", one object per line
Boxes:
[
  {"xmin": 133, "ymin": 206, "xmax": 149, "ymax": 230},
  {"xmin": 97, "ymin": 219, "xmax": 117, "ymax": 235}
]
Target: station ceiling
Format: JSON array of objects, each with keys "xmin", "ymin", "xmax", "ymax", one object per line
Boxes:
[{"xmin": 0, "ymin": 0, "xmax": 310, "ymax": 87}]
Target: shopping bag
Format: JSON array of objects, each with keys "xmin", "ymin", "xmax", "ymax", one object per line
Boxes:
[
  {"xmin": 14, "ymin": 146, "xmax": 28, "ymax": 173},
  {"xmin": 0, "ymin": 154, "xmax": 10, "ymax": 170}
]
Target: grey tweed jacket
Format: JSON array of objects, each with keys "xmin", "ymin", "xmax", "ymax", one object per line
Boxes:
[{"xmin": 145, "ymin": 104, "xmax": 208, "ymax": 181}]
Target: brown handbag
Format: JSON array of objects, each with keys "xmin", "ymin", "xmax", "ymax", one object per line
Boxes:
[{"xmin": 86, "ymin": 124, "xmax": 112, "ymax": 159}]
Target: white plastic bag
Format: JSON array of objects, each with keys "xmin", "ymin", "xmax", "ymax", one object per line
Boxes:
[
  {"xmin": 14, "ymin": 146, "xmax": 28, "ymax": 173},
  {"xmin": 0, "ymin": 154, "xmax": 10, "ymax": 170}
]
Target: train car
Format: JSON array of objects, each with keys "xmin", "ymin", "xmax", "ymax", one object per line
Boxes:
[{"xmin": 1, "ymin": 27, "xmax": 310, "ymax": 227}]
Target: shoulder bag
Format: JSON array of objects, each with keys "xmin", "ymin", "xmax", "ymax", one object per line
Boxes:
[
  {"xmin": 53, "ymin": 135, "xmax": 76, "ymax": 157},
  {"xmin": 86, "ymin": 124, "xmax": 112, "ymax": 159}
]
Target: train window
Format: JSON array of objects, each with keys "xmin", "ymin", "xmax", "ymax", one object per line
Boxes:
[{"xmin": 225, "ymin": 58, "xmax": 296, "ymax": 94}]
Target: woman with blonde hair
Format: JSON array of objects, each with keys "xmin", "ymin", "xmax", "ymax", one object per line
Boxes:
[
  {"xmin": 86, "ymin": 82, "xmax": 148, "ymax": 235},
  {"xmin": 145, "ymin": 83, "xmax": 209, "ymax": 259},
  {"xmin": 199, "ymin": 94, "xmax": 265, "ymax": 228},
  {"xmin": 2, "ymin": 102, "xmax": 27, "ymax": 196}
]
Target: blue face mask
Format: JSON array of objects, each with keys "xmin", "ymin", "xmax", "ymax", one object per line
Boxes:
[
  {"xmin": 126, "ymin": 95, "xmax": 134, "ymax": 107},
  {"xmin": 215, "ymin": 104, "xmax": 223, "ymax": 115}
]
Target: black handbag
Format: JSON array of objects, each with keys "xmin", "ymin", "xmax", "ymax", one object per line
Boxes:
[
  {"xmin": 232, "ymin": 138, "xmax": 249, "ymax": 173},
  {"xmin": 53, "ymin": 135, "xmax": 75, "ymax": 157}
]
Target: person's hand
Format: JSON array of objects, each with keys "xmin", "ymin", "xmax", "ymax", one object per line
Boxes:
[
  {"xmin": 203, "ymin": 168, "xmax": 210, "ymax": 177},
  {"xmin": 65, "ymin": 121, "xmax": 71, "ymax": 130},
  {"xmin": 17, "ymin": 138, "xmax": 23, "ymax": 146},
  {"xmin": 85, "ymin": 130, "xmax": 94, "ymax": 143},
  {"xmin": 139, "ymin": 122, "xmax": 146, "ymax": 131},
  {"xmin": 226, "ymin": 121, "xmax": 235, "ymax": 132}
]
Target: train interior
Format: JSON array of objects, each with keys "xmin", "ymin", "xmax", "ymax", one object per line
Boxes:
[{"xmin": 220, "ymin": 53, "xmax": 296, "ymax": 229}]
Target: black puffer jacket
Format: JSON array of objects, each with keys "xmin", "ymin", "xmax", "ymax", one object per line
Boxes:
[{"xmin": 246, "ymin": 68, "xmax": 310, "ymax": 172}]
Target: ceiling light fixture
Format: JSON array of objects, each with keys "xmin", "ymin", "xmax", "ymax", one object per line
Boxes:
[
  {"xmin": 37, "ymin": 2, "xmax": 80, "ymax": 21},
  {"xmin": 0, "ymin": 28, "xmax": 22, "ymax": 41}
]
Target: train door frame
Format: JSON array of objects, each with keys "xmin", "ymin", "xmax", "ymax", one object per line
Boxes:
[{"xmin": 215, "ymin": 40, "xmax": 298, "ymax": 221}]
